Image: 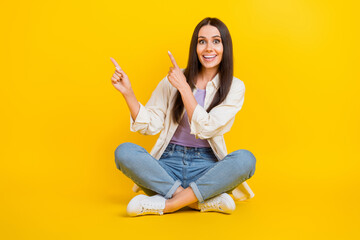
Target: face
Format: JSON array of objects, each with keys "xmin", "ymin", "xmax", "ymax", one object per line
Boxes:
[{"xmin": 197, "ymin": 25, "xmax": 223, "ymax": 71}]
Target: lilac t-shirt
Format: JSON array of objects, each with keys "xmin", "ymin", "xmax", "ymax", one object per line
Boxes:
[{"xmin": 169, "ymin": 89, "xmax": 211, "ymax": 148}]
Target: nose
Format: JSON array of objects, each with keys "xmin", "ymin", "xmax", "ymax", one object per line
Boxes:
[{"xmin": 205, "ymin": 42, "xmax": 214, "ymax": 51}]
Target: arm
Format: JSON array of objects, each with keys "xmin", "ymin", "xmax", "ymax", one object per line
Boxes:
[
  {"xmin": 129, "ymin": 76, "xmax": 170, "ymax": 135},
  {"xmin": 110, "ymin": 57, "xmax": 141, "ymax": 123},
  {"xmin": 188, "ymin": 79, "xmax": 245, "ymax": 139},
  {"xmin": 166, "ymin": 52, "xmax": 197, "ymax": 123},
  {"xmin": 110, "ymin": 57, "xmax": 169, "ymax": 135},
  {"xmin": 123, "ymin": 90, "xmax": 140, "ymax": 123},
  {"xmin": 165, "ymin": 52, "xmax": 245, "ymax": 139},
  {"xmin": 178, "ymin": 85, "xmax": 197, "ymax": 123}
]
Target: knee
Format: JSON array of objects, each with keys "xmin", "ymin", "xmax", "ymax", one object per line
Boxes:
[
  {"xmin": 233, "ymin": 149, "xmax": 256, "ymax": 178},
  {"xmin": 114, "ymin": 142, "xmax": 137, "ymax": 170},
  {"xmin": 115, "ymin": 142, "xmax": 136, "ymax": 157}
]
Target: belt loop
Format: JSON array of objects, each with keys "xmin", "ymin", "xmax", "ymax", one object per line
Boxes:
[{"xmin": 171, "ymin": 143, "xmax": 175, "ymax": 152}]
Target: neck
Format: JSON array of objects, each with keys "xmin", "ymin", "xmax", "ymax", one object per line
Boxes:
[{"xmin": 199, "ymin": 67, "xmax": 219, "ymax": 83}]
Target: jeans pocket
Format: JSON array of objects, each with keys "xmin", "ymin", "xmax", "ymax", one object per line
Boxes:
[
  {"xmin": 197, "ymin": 150, "xmax": 216, "ymax": 161},
  {"xmin": 160, "ymin": 149, "xmax": 173, "ymax": 159}
]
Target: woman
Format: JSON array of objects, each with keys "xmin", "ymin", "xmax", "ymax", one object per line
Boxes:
[{"xmin": 111, "ymin": 17, "xmax": 256, "ymax": 217}]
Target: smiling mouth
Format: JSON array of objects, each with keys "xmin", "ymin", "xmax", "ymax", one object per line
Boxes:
[
  {"xmin": 203, "ymin": 55, "xmax": 216, "ymax": 58},
  {"xmin": 203, "ymin": 55, "xmax": 217, "ymax": 61}
]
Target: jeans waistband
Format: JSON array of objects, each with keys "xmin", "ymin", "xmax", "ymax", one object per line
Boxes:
[{"xmin": 166, "ymin": 143, "xmax": 213, "ymax": 154}]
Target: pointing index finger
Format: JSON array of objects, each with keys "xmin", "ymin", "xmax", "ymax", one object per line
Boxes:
[
  {"xmin": 110, "ymin": 57, "xmax": 122, "ymax": 70},
  {"xmin": 168, "ymin": 51, "xmax": 179, "ymax": 69}
]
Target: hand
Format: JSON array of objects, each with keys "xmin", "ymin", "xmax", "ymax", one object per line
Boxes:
[
  {"xmin": 167, "ymin": 51, "xmax": 189, "ymax": 91},
  {"xmin": 110, "ymin": 57, "xmax": 132, "ymax": 95}
]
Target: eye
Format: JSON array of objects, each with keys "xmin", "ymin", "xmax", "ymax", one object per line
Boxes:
[
  {"xmin": 214, "ymin": 39, "xmax": 221, "ymax": 44},
  {"xmin": 198, "ymin": 40, "xmax": 205, "ymax": 44}
]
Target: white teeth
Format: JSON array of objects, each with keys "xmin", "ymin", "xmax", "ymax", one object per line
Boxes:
[{"xmin": 203, "ymin": 55, "xmax": 216, "ymax": 59}]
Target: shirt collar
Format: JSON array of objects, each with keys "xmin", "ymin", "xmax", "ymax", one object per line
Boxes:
[{"xmin": 210, "ymin": 72, "xmax": 220, "ymax": 89}]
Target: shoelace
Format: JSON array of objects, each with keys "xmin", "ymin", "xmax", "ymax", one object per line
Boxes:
[
  {"xmin": 140, "ymin": 199, "xmax": 164, "ymax": 215},
  {"xmin": 201, "ymin": 197, "xmax": 223, "ymax": 211}
]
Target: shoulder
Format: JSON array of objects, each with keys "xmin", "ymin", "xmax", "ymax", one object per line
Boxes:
[
  {"xmin": 220, "ymin": 76, "xmax": 245, "ymax": 103},
  {"xmin": 230, "ymin": 76, "xmax": 245, "ymax": 93}
]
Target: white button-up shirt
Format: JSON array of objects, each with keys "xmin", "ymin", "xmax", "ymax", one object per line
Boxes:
[{"xmin": 129, "ymin": 70, "xmax": 254, "ymax": 201}]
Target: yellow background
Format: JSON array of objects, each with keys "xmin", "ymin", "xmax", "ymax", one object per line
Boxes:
[{"xmin": 1, "ymin": 0, "xmax": 359, "ymax": 239}]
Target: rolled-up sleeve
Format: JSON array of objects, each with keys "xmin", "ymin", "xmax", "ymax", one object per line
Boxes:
[
  {"xmin": 189, "ymin": 80, "xmax": 245, "ymax": 139},
  {"xmin": 130, "ymin": 76, "xmax": 170, "ymax": 135}
]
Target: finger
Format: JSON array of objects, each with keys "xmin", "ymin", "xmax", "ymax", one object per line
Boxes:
[
  {"xmin": 113, "ymin": 75, "xmax": 120, "ymax": 82},
  {"xmin": 117, "ymin": 70, "xmax": 126, "ymax": 77},
  {"xmin": 116, "ymin": 68, "xmax": 127, "ymax": 78},
  {"xmin": 111, "ymin": 77, "xmax": 118, "ymax": 83},
  {"xmin": 168, "ymin": 51, "xmax": 179, "ymax": 69},
  {"xmin": 110, "ymin": 57, "xmax": 122, "ymax": 70},
  {"xmin": 113, "ymin": 74, "xmax": 120, "ymax": 80},
  {"xmin": 114, "ymin": 71, "xmax": 122, "ymax": 78}
]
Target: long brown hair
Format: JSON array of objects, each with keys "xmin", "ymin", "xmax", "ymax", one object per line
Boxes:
[{"xmin": 171, "ymin": 17, "xmax": 234, "ymax": 124}]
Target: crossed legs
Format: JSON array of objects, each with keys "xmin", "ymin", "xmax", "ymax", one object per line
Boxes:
[
  {"xmin": 115, "ymin": 142, "xmax": 256, "ymax": 213},
  {"xmin": 164, "ymin": 186, "xmax": 199, "ymax": 213}
]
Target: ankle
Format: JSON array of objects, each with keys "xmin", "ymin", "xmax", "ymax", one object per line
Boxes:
[
  {"xmin": 163, "ymin": 200, "xmax": 175, "ymax": 213},
  {"xmin": 188, "ymin": 202, "xmax": 199, "ymax": 210},
  {"xmin": 172, "ymin": 186, "xmax": 185, "ymax": 197}
]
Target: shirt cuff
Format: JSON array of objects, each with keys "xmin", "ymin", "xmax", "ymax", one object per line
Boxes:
[
  {"xmin": 189, "ymin": 104, "xmax": 207, "ymax": 139},
  {"xmin": 130, "ymin": 102, "xmax": 150, "ymax": 132}
]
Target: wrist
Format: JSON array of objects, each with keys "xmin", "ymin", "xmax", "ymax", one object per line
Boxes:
[
  {"xmin": 122, "ymin": 88, "xmax": 134, "ymax": 97},
  {"xmin": 179, "ymin": 84, "xmax": 191, "ymax": 95}
]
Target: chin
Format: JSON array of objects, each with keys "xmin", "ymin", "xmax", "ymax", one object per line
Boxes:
[{"xmin": 202, "ymin": 62, "xmax": 220, "ymax": 69}]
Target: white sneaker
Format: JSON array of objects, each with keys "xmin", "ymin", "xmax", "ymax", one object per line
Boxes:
[
  {"xmin": 198, "ymin": 193, "xmax": 236, "ymax": 214},
  {"xmin": 126, "ymin": 194, "xmax": 166, "ymax": 216}
]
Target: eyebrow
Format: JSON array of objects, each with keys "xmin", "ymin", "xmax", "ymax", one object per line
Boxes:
[{"xmin": 198, "ymin": 35, "xmax": 221, "ymax": 38}]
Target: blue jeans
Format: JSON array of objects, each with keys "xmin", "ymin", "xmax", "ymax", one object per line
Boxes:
[{"xmin": 115, "ymin": 142, "xmax": 256, "ymax": 203}]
